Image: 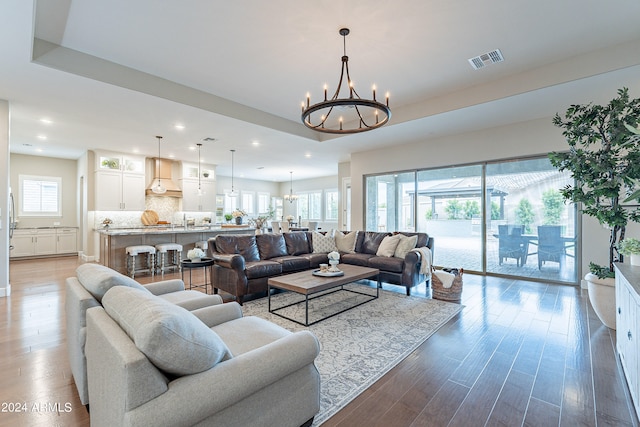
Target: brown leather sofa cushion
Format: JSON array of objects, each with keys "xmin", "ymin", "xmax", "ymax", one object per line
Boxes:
[
  {"xmin": 215, "ymin": 235, "xmax": 260, "ymax": 262},
  {"xmin": 341, "ymin": 253, "xmax": 375, "ymax": 267},
  {"xmin": 270, "ymin": 256, "xmax": 310, "ymax": 272},
  {"xmin": 368, "ymin": 256, "xmax": 404, "ymax": 273},
  {"xmin": 244, "ymin": 261, "xmax": 282, "ymax": 279},
  {"xmin": 298, "ymin": 253, "xmax": 329, "ymax": 268},
  {"xmin": 256, "ymin": 234, "xmax": 287, "ymax": 260},
  {"xmin": 361, "ymin": 232, "xmax": 391, "ymax": 255},
  {"xmin": 284, "ymin": 232, "xmax": 311, "ymax": 255}
]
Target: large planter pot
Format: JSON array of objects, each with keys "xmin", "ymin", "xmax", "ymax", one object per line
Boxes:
[{"xmin": 585, "ymin": 272, "xmax": 616, "ymax": 330}]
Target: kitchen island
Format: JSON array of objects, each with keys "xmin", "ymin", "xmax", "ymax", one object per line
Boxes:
[{"xmin": 98, "ymin": 226, "xmax": 255, "ymax": 275}]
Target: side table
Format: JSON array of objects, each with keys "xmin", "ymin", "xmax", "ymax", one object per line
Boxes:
[{"xmin": 181, "ymin": 257, "xmax": 214, "ymax": 293}]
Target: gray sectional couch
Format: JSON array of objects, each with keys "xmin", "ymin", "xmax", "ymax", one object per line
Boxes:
[
  {"xmin": 86, "ymin": 286, "xmax": 320, "ymax": 427},
  {"xmin": 65, "ymin": 263, "xmax": 223, "ymax": 405},
  {"xmin": 208, "ymin": 230, "xmax": 434, "ymax": 304}
]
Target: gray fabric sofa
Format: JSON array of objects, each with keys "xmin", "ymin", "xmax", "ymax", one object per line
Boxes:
[
  {"xmin": 208, "ymin": 230, "xmax": 434, "ymax": 304},
  {"xmin": 86, "ymin": 286, "xmax": 320, "ymax": 427},
  {"xmin": 66, "ymin": 263, "xmax": 223, "ymax": 405}
]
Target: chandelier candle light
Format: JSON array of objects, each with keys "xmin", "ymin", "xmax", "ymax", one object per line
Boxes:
[{"xmin": 301, "ymin": 28, "xmax": 391, "ymax": 134}]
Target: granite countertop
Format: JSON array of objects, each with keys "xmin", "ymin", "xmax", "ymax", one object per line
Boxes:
[{"xmin": 97, "ymin": 226, "xmax": 254, "ymax": 235}]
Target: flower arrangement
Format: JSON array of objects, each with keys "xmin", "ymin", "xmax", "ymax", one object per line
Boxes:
[
  {"xmin": 328, "ymin": 251, "xmax": 340, "ymax": 261},
  {"xmin": 286, "ymin": 215, "xmax": 294, "ymax": 222},
  {"xmin": 232, "ymin": 209, "xmax": 246, "ymax": 218},
  {"xmin": 187, "ymin": 248, "xmax": 205, "ymax": 261},
  {"xmin": 102, "ymin": 218, "xmax": 113, "ymax": 227}
]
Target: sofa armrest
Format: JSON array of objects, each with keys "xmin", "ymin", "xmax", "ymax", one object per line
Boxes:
[
  {"xmin": 125, "ymin": 331, "xmax": 320, "ymax": 427},
  {"xmin": 190, "ymin": 302, "xmax": 243, "ymax": 327},
  {"xmin": 143, "ymin": 279, "xmax": 186, "ymax": 295},
  {"xmin": 211, "ymin": 253, "xmax": 245, "ymax": 271}
]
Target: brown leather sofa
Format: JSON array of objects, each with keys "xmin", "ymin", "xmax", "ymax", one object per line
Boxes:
[{"xmin": 207, "ymin": 231, "xmax": 434, "ymax": 304}]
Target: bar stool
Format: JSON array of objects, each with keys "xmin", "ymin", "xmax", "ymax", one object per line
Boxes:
[
  {"xmin": 155, "ymin": 243, "xmax": 183, "ymax": 275},
  {"xmin": 125, "ymin": 245, "xmax": 156, "ymax": 279}
]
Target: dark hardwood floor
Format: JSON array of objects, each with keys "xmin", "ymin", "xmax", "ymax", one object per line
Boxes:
[{"xmin": 1, "ymin": 256, "xmax": 638, "ymax": 426}]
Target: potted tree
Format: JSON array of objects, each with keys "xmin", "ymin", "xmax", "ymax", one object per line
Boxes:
[{"xmin": 549, "ymin": 87, "xmax": 640, "ymax": 329}]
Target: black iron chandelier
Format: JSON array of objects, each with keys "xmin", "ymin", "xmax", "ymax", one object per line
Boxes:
[{"xmin": 301, "ymin": 28, "xmax": 391, "ymax": 134}]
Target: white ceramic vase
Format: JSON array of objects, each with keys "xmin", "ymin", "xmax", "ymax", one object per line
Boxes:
[
  {"xmin": 630, "ymin": 254, "xmax": 640, "ymax": 266},
  {"xmin": 584, "ymin": 272, "xmax": 616, "ymax": 329},
  {"xmin": 329, "ymin": 260, "xmax": 339, "ymax": 272}
]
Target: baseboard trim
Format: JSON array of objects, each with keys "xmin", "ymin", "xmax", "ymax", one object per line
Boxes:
[{"xmin": 0, "ymin": 284, "xmax": 11, "ymax": 297}]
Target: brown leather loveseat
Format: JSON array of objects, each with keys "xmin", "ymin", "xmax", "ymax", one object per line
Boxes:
[{"xmin": 208, "ymin": 231, "xmax": 434, "ymax": 304}]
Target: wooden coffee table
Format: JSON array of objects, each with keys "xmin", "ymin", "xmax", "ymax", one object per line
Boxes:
[{"xmin": 267, "ymin": 264, "xmax": 380, "ymax": 326}]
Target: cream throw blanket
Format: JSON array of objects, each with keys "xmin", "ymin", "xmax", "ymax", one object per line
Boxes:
[{"xmin": 411, "ymin": 247, "xmax": 432, "ymax": 280}]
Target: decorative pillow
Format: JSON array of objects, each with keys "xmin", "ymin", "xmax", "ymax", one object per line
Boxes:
[
  {"xmin": 376, "ymin": 234, "xmax": 402, "ymax": 257},
  {"xmin": 256, "ymin": 233, "xmax": 287, "ymax": 259},
  {"xmin": 312, "ymin": 231, "xmax": 338, "ymax": 253},
  {"xmin": 102, "ymin": 286, "xmax": 231, "ymax": 376},
  {"xmin": 394, "ymin": 234, "xmax": 418, "ymax": 259},
  {"xmin": 76, "ymin": 263, "xmax": 148, "ymax": 302},
  {"xmin": 335, "ymin": 231, "xmax": 358, "ymax": 253}
]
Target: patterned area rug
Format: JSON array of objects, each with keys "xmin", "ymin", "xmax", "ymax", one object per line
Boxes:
[{"xmin": 242, "ymin": 283, "xmax": 463, "ymax": 425}]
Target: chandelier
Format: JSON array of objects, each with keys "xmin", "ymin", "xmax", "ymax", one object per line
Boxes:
[
  {"xmin": 284, "ymin": 171, "xmax": 298, "ymax": 203},
  {"xmin": 151, "ymin": 136, "xmax": 166, "ymax": 194},
  {"xmin": 227, "ymin": 149, "xmax": 238, "ymax": 198},
  {"xmin": 301, "ymin": 28, "xmax": 391, "ymax": 134}
]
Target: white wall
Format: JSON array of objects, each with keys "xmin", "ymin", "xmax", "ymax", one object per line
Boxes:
[
  {"xmin": 10, "ymin": 154, "xmax": 79, "ymax": 228},
  {"xmin": 0, "ymin": 100, "xmax": 9, "ymax": 297},
  {"xmin": 349, "ymin": 116, "xmax": 640, "ymax": 280},
  {"xmin": 280, "ymin": 175, "xmax": 339, "ymax": 230}
]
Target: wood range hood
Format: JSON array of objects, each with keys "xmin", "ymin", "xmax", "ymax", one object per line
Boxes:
[{"xmin": 145, "ymin": 158, "xmax": 182, "ymax": 197}]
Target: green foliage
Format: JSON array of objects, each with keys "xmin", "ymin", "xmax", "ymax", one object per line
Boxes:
[
  {"xmin": 589, "ymin": 262, "xmax": 616, "ymax": 279},
  {"xmin": 542, "ymin": 189, "xmax": 563, "ymax": 225},
  {"xmin": 463, "ymin": 200, "xmax": 480, "ymax": 219},
  {"xmin": 618, "ymin": 238, "xmax": 640, "ymax": 255},
  {"xmin": 224, "ymin": 213, "xmax": 233, "ymax": 221},
  {"xmin": 515, "ymin": 198, "xmax": 535, "ymax": 233},
  {"xmin": 549, "ymin": 88, "xmax": 640, "ymax": 272},
  {"xmin": 490, "ymin": 201, "xmax": 501, "ymax": 220},
  {"xmin": 445, "ymin": 200, "xmax": 463, "ymax": 219},
  {"xmin": 424, "ymin": 209, "xmax": 433, "ymax": 220}
]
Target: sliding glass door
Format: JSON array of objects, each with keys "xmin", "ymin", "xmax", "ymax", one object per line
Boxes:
[
  {"xmin": 485, "ymin": 158, "xmax": 576, "ymax": 282},
  {"xmin": 416, "ymin": 165, "xmax": 483, "ymax": 271},
  {"xmin": 363, "ymin": 156, "xmax": 578, "ymax": 284}
]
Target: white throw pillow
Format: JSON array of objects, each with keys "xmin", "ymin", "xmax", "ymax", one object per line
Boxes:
[
  {"xmin": 335, "ymin": 231, "xmax": 358, "ymax": 253},
  {"xmin": 312, "ymin": 231, "xmax": 338, "ymax": 253},
  {"xmin": 394, "ymin": 234, "xmax": 418, "ymax": 259},
  {"xmin": 376, "ymin": 234, "xmax": 402, "ymax": 257},
  {"xmin": 102, "ymin": 286, "xmax": 231, "ymax": 376}
]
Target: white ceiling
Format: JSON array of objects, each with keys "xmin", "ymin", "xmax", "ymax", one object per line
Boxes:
[{"xmin": 2, "ymin": 0, "xmax": 640, "ymax": 181}]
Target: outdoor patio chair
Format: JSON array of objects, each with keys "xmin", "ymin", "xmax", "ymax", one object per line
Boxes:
[
  {"xmin": 537, "ymin": 225, "xmax": 571, "ymax": 269},
  {"xmin": 498, "ymin": 224, "xmax": 527, "ymax": 267}
]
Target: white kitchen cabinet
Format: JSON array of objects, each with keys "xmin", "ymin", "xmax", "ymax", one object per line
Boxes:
[
  {"xmin": 94, "ymin": 152, "xmax": 146, "ymax": 211},
  {"xmin": 10, "ymin": 229, "xmax": 56, "ymax": 257},
  {"xmin": 56, "ymin": 228, "xmax": 78, "ymax": 254},
  {"xmin": 180, "ymin": 179, "xmax": 216, "ymax": 212},
  {"xmin": 615, "ymin": 263, "xmax": 640, "ymax": 419}
]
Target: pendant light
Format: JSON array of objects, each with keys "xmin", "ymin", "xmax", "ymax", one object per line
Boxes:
[
  {"xmin": 227, "ymin": 149, "xmax": 238, "ymax": 198},
  {"xmin": 152, "ymin": 136, "xmax": 167, "ymax": 194},
  {"xmin": 284, "ymin": 171, "xmax": 298, "ymax": 203},
  {"xmin": 196, "ymin": 143, "xmax": 203, "ymax": 196}
]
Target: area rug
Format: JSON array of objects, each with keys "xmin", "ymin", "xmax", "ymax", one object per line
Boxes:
[{"xmin": 241, "ymin": 284, "xmax": 463, "ymax": 425}]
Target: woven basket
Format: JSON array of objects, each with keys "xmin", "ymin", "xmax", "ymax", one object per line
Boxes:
[{"xmin": 431, "ymin": 267, "xmax": 463, "ymax": 302}]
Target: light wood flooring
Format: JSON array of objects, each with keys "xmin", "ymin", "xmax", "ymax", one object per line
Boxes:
[{"xmin": 1, "ymin": 256, "xmax": 638, "ymax": 426}]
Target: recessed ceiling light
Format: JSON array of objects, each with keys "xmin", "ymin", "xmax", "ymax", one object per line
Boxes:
[
  {"xmin": 40, "ymin": 118, "xmax": 52, "ymax": 124},
  {"xmin": 305, "ymin": 153, "xmax": 311, "ymax": 158},
  {"xmin": 189, "ymin": 146, "xmax": 196, "ymax": 151},
  {"xmin": 37, "ymin": 135, "xmax": 47, "ymax": 140},
  {"xmin": 174, "ymin": 124, "xmax": 185, "ymax": 130},
  {"xmin": 36, "ymin": 148, "xmax": 43, "ymax": 152},
  {"xmin": 252, "ymin": 141, "xmax": 260, "ymax": 146}
]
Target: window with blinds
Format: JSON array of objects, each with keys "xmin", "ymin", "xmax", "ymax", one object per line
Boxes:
[{"xmin": 19, "ymin": 175, "xmax": 62, "ymax": 216}]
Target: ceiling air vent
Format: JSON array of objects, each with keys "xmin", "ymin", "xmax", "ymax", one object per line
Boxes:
[{"xmin": 468, "ymin": 49, "xmax": 504, "ymax": 70}]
